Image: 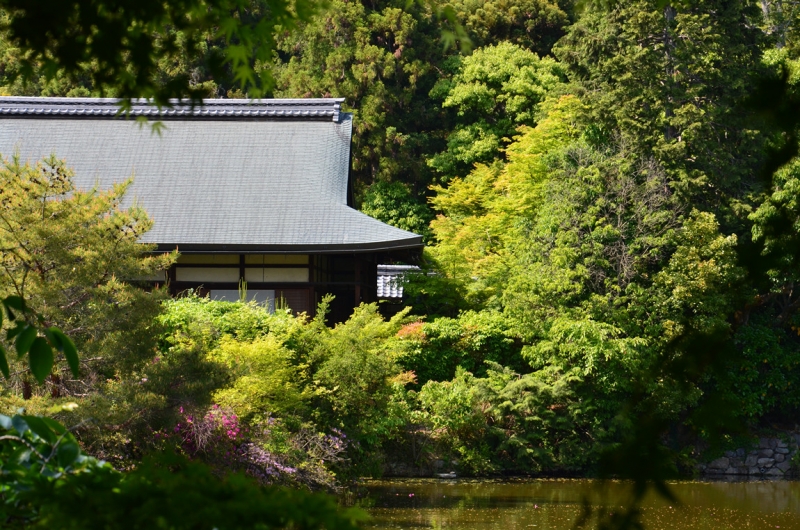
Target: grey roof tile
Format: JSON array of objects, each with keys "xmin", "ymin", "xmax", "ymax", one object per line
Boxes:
[
  {"xmin": 0, "ymin": 97, "xmax": 345, "ymax": 121},
  {"xmin": 377, "ymin": 264, "xmax": 420, "ymax": 298},
  {"xmin": 0, "ymin": 97, "xmax": 423, "ymax": 253}
]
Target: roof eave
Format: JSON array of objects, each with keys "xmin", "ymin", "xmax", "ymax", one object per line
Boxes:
[{"xmin": 152, "ymin": 238, "xmax": 424, "ymax": 254}]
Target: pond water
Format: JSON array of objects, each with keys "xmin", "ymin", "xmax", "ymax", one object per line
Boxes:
[{"xmin": 360, "ymin": 478, "xmax": 800, "ymax": 529}]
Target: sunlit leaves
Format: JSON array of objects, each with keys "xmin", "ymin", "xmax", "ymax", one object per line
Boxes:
[
  {"xmin": 553, "ymin": 0, "xmax": 765, "ymax": 211},
  {"xmin": 0, "ymin": 154, "xmax": 173, "ymax": 389},
  {"xmin": 428, "ymin": 95, "xmax": 585, "ymax": 307},
  {"xmin": 428, "ymin": 42, "xmax": 567, "ymax": 182}
]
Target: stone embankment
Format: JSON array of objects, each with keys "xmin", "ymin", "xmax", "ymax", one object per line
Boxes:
[{"xmin": 699, "ymin": 433, "xmax": 799, "ymax": 477}]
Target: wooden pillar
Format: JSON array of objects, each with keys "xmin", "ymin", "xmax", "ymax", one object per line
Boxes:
[{"xmin": 354, "ymin": 257, "xmax": 362, "ymax": 306}]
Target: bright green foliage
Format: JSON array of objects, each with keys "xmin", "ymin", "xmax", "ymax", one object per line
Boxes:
[
  {"xmin": 152, "ymin": 297, "xmax": 303, "ymax": 434},
  {"xmin": 210, "ymin": 335, "xmax": 309, "ymax": 422},
  {"xmin": 155, "ymin": 296, "xmax": 309, "ymax": 424},
  {"xmin": 751, "ymin": 145, "xmax": 800, "ymax": 304},
  {"xmin": 429, "ymin": 94, "xmax": 585, "ymax": 307},
  {"xmin": 477, "ymin": 363, "xmax": 596, "ymax": 472},
  {"xmin": 512, "ymin": 8, "xmax": 800, "ymax": 463},
  {"xmin": 152, "ymin": 296, "xmax": 416, "ymax": 477},
  {"xmin": 428, "ymin": 42, "xmax": 567, "ymax": 181},
  {"xmin": 423, "ymin": 64, "xmax": 764, "ymax": 470},
  {"xmin": 501, "ymin": 157, "xmax": 742, "ymax": 420},
  {"xmin": 0, "ymin": 154, "xmax": 181, "ymax": 467},
  {"xmin": 158, "ymin": 295, "xmax": 300, "ymax": 344},
  {"xmin": 413, "ymin": 363, "xmax": 597, "ymax": 474},
  {"xmin": 311, "ymin": 305, "xmax": 413, "ymax": 458},
  {"xmin": 650, "ymin": 211, "xmax": 743, "ymax": 342},
  {"xmin": 359, "ymin": 181, "xmax": 433, "ymax": 240},
  {"xmin": 413, "ymin": 367, "xmax": 494, "ymax": 474},
  {"xmin": 0, "ymin": 155, "xmax": 173, "ymax": 391},
  {"xmin": 396, "ymin": 310, "xmax": 525, "ymax": 384}
]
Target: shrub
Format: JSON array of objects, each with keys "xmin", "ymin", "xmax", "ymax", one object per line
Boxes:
[
  {"xmin": 397, "ymin": 310, "xmax": 525, "ymax": 385},
  {"xmin": 310, "ymin": 304, "xmax": 414, "ymax": 472},
  {"xmin": 209, "ymin": 336, "xmax": 310, "ymax": 423},
  {"xmin": 413, "ymin": 367, "xmax": 494, "ymax": 474}
]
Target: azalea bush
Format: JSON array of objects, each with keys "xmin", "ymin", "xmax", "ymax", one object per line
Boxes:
[{"xmin": 163, "ymin": 404, "xmax": 349, "ymax": 489}]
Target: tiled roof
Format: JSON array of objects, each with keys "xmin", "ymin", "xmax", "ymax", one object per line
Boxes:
[
  {"xmin": 0, "ymin": 97, "xmax": 345, "ymax": 122},
  {"xmin": 0, "ymin": 97, "xmax": 422, "ymax": 253},
  {"xmin": 377, "ymin": 264, "xmax": 420, "ymax": 298}
]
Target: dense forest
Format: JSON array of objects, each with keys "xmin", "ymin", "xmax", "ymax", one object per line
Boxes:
[{"xmin": 3, "ymin": 0, "xmax": 800, "ymax": 527}]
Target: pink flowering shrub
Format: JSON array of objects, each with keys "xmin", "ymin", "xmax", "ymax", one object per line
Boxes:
[
  {"xmin": 172, "ymin": 405, "xmax": 245, "ymax": 455},
  {"xmin": 161, "ymin": 405, "xmax": 347, "ymax": 489}
]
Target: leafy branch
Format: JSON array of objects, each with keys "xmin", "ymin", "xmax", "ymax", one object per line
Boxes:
[{"xmin": 0, "ymin": 296, "xmax": 78, "ymax": 384}]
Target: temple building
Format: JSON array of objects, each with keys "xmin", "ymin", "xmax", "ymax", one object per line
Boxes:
[{"xmin": 0, "ymin": 97, "xmax": 422, "ymax": 322}]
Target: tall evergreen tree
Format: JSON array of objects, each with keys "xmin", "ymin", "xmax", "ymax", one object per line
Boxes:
[
  {"xmin": 272, "ymin": 0, "xmax": 448, "ymax": 194},
  {"xmin": 554, "ymin": 0, "xmax": 766, "ymax": 217},
  {"xmin": 273, "ymin": 0, "xmax": 574, "ymax": 197}
]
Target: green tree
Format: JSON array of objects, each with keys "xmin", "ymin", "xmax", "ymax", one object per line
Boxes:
[
  {"xmin": 273, "ymin": 0, "xmax": 450, "ymax": 192},
  {"xmin": 273, "ymin": 0, "xmax": 573, "ymax": 196},
  {"xmin": 0, "ymin": 154, "xmax": 182, "ymax": 466},
  {"xmin": 428, "ymin": 94, "xmax": 585, "ymax": 306},
  {"xmin": 0, "ymin": 155, "xmax": 173, "ymax": 391},
  {"xmin": 310, "ymin": 304, "xmax": 413, "ymax": 464},
  {"xmin": 359, "ymin": 181, "xmax": 433, "ymax": 240},
  {"xmin": 427, "ymin": 41, "xmax": 567, "ymax": 181},
  {"xmin": 445, "ymin": 0, "xmax": 572, "ymax": 56},
  {"xmin": 554, "ymin": 0, "xmax": 766, "ymax": 216},
  {"xmin": 424, "ymin": 79, "xmax": 757, "ymax": 477},
  {"xmin": 396, "ymin": 309, "xmax": 525, "ymax": 384},
  {"xmin": 760, "ymin": 0, "xmax": 800, "ymax": 55}
]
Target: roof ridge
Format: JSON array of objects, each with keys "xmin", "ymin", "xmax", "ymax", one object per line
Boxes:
[{"xmin": 0, "ymin": 97, "xmax": 345, "ymax": 122}]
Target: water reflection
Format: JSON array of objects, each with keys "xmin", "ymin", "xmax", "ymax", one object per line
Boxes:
[{"xmin": 361, "ymin": 478, "xmax": 800, "ymax": 529}]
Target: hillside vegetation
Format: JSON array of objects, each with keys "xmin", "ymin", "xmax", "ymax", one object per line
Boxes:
[{"xmin": 3, "ymin": 1, "xmax": 800, "ymax": 526}]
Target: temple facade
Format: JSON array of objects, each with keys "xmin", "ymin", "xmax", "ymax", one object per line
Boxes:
[{"xmin": 0, "ymin": 97, "xmax": 422, "ymax": 322}]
